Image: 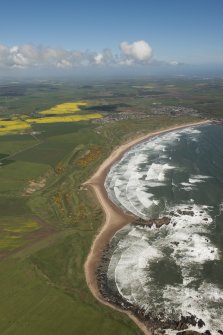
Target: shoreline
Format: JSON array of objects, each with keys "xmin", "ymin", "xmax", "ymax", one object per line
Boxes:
[{"xmin": 83, "ymin": 119, "xmax": 211, "ymax": 335}]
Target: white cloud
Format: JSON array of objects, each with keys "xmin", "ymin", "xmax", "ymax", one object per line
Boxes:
[
  {"xmin": 92, "ymin": 48, "xmax": 115, "ymax": 65},
  {"xmin": 119, "ymin": 40, "xmax": 153, "ymax": 63},
  {"xmin": 0, "ymin": 40, "xmax": 182, "ymax": 70},
  {"xmin": 94, "ymin": 53, "xmax": 104, "ymax": 64},
  {"xmin": 0, "ymin": 44, "xmax": 86, "ymax": 69}
]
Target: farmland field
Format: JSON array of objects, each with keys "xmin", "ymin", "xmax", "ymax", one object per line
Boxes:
[{"xmin": 0, "ymin": 78, "xmax": 222, "ymax": 334}]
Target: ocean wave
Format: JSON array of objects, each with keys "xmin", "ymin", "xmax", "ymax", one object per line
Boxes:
[
  {"xmin": 104, "ymin": 125, "xmax": 223, "ymax": 334},
  {"xmin": 107, "ymin": 204, "xmax": 222, "ymax": 334},
  {"xmin": 105, "ymin": 126, "xmax": 204, "ymax": 219}
]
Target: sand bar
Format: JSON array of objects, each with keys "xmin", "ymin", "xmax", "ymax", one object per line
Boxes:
[{"xmin": 84, "ymin": 119, "xmax": 210, "ymax": 335}]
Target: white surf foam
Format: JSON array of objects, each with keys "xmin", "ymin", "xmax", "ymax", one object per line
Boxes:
[
  {"xmin": 105, "ymin": 126, "xmax": 203, "ymax": 220},
  {"xmin": 107, "ymin": 203, "xmax": 222, "ymax": 334},
  {"xmin": 146, "ymin": 163, "xmax": 175, "ymax": 182}
]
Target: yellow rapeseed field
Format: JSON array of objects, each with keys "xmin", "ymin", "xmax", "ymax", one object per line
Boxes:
[
  {"xmin": 0, "ymin": 118, "xmax": 31, "ymax": 135},
  {"xmin": 0, "ymin": 101, "xmax": 103, "ymax": 135},
  {"xmin": 38, "ymin": 102, "xmax": 87, "ymax": 115},
  {"xmin": 26, "ymin": 113, "xmax": 103, "ymax": 124}
]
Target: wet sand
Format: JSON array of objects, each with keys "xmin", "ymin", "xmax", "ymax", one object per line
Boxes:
[{"xmin": 83, "ymin": 119, "xmax": 210, "ymax": 335}]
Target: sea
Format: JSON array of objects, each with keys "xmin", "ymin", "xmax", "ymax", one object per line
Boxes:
[{"xmin": 104, "ymin": 124, "xmax": 223, "ymax": 334}]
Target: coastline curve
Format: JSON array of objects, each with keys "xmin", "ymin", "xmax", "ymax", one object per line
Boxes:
[{"xmin": 83, "ymin": 119, "xmax": 211, "ymax": 335}]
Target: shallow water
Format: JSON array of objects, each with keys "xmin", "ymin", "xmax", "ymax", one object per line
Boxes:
[{"xmin": 105, "ymin": 124, "xmax": 223, "ymax": 334}]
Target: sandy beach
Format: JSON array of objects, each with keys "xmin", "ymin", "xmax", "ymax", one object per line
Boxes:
[{"xmin": 83, "ymin": 119, "xmax": 210, "ymax": 335}]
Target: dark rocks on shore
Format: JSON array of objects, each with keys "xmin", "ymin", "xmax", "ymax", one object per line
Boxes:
[
  {"xmin": 176, "ymin": 328, "xmax": 213, "ymax": 335},
  {"xmin": 170, "ymin": 209, "xmax": 195, "ymax": 217},
  {"xmin": 171, "ymin": 241, "xmax": 180, "ymax": 246},
  {"xmin": 134, "ymin": 208, "xmax": 197, "ymax": 229},
  {"xmin": 198, "ymin": 319, "xmax": 206, "ymax": 328},
  {"xmin": 134, "ymin": 216, "xmax": 170, "ymax": 228}
]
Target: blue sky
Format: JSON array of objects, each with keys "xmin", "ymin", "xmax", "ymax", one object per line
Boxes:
[{"xmin": 1, "ymin": 0, "xmax": 223, "ymax": 73}]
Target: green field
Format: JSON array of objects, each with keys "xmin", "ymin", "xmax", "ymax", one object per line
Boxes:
[{"xmin": 0, "ymin": 78, "xmax": 221, "ymax": 334}]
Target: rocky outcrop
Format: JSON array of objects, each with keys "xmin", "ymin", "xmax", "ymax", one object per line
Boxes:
[{"xmin": 134, "ymin": 217, "xmax": 170, "ymax": 227}]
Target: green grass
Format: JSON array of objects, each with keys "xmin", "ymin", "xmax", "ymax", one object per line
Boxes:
[
  {"xmin": 0, "ymin": 137, "xmax": 37, "ymax": 155},
  {"xmin": 0, "ymin": 258, "xmax": 140, "ymax": 335},
  {"xmin": 0, "ymin": 161, "xmax": 50, "ymax": 195}
]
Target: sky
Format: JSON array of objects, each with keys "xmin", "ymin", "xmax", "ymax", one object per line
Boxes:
[{"xmin": 1, "ymin": 0, "xmax": 223, "ymax": 76}]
